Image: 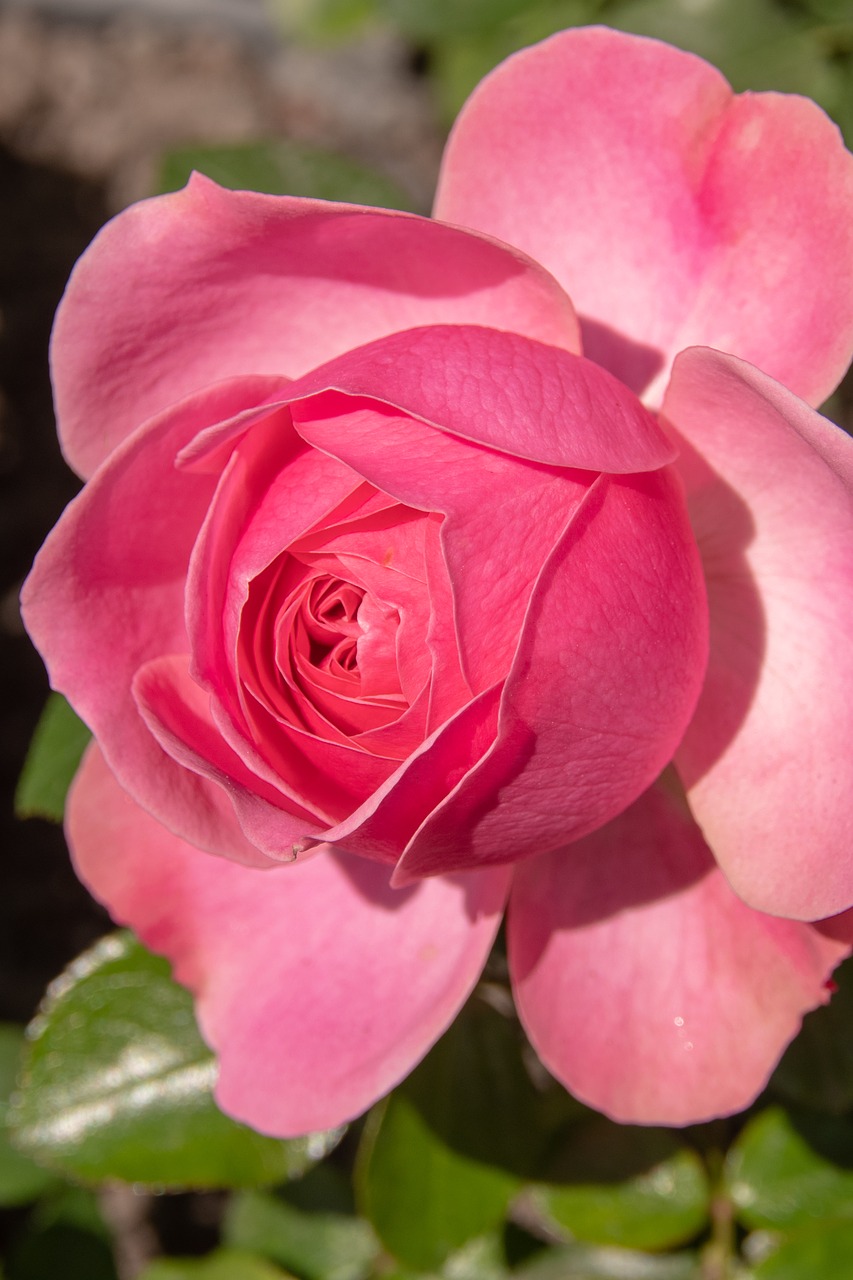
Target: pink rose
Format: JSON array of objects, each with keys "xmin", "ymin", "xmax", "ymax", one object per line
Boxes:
[{"xmin": 22, "ymin": 26, "xmax": 853, "ymax": 1133}]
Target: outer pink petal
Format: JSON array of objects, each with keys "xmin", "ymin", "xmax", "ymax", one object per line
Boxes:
[
  {"xmin": 663, "ymin": 349, "xmax": 853, "ymax": 920},
  {"xmin": 68, "ymin": 744, "xmax": 510, "ymax": 1136},
  {"xmin": 21, "ymin": 378, "xmax": 288, "ymax": 865},
  {"xmin": 53, "ymin": 176, "xmax": 580, "ymax": 479},
  {"xmin": 435, "ymin": 26, "xmax": 853, "ymax": 405},
  {"xmin": 394, "ymin": 468, "xmax": 708, "ymax": 880},
  {"xmin": 509, "ymin": 782, "xmax": 852, "ymax": 1126}
]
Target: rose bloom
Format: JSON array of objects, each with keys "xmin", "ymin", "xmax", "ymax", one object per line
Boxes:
[{"xmin": 22, "ymin": 27, "xmax": 853, "ymax": 1133}]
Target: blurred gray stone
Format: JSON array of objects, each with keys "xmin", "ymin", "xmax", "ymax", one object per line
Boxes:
[
  {"xmin": 1, "ymin": 0, "xmax": 274, "ymax": 40},
  {"xmin": 0, "ymin": 2, "xmax": 442, "ymax": 211}
]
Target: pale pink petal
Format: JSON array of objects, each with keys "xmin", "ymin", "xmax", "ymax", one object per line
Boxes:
[
  {"xmin": 21, "ymin": 378, "xmax": 287, "ymax": 865},
  {"xmin": 53, "ymin": 176, "xmax": 580, "ymax": 479},
  {"xmin": 394, "ymin": 468, "xmax": 708, "ymax": 880},
  {"xmin": 663, "ymin": 349, "xmax": 853, "ymax": 920},
  {"xmin": 436, "ymin": 26, "xmax": 853, "ymax": 405},
  {"xmin": 509, "ymin": 782, "xmax": 852, "ymax": 1126},
  {"xmin": 67, "ymin": 743, "xmax": 510, "ymax": 1136}
]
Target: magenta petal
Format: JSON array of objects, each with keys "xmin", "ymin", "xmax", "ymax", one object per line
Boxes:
[
  {"xmin": 436, "ymin": 26, "xmax": 853, "ymax": 405},
  {"xmin": 67, "ymin": 744, "xmax": 510, "ymax": 1136},
  {"xmin": 133, "ymin": 654, "xmax": 328, "ymax": 857},
  {"xmin": 293, "ymin": 398, "xmax": 588, "ymax": 694},
  {"xmin": 288, "ymin": 325, "xmax": 675, "ymax": 472},
  {"xmin": 53, "ymin": 177, "xmax": 580, "ymax": 479},
  {"xmin": 394, "ymin": 468, "xmax": 709, "ymax": 879},
  {"xmin": 509, "ymin": 782, "xmax": 852, "ymax": 1126},
  {"xmin": 663, "ymin": 348, "xmax": 853, "ymax": 920}
]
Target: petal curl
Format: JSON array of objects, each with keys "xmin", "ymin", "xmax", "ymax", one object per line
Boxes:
[
  {"xmin": 436, "ymin": 26, "xmax": 853, "ymax": 405},
  {"xmin": 508, "ymin": 782, "xmax": 852, "ymax": 1126},
  {"xmin": 663, "ymin": 349, "xmax": 853, "ymax": 920},
  {"xmin": 67, "ymin": 743, "xmax": 510, "ymax": 1137},
  {"xmin": 53, "ymin": 177, "xmax": 580, "ymax": 479},
  {"xmin": 287, "ymin": 325, "xmax": 675, "ymax": 473},
  {"xmin": 21, "ymin": 378, "xmax": 289, "ymax": 865},
  {"xmin": 394, "ymin": 467, "xmax": 708, "ymax": 879}
]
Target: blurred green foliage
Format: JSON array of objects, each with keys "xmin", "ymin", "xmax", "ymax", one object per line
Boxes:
[
  {"xmin": 267, "ymin": 0, "xmax": 853, "ymax": 136},
  {"xmin": 14, "ymin": 694, "xmax": 90, "ymax": 824}
]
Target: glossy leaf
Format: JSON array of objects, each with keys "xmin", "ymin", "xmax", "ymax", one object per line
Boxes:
[
  {"xmin": 725, "ymin": 1106, "xmax": 853, "ymax": 1230},
  {"xmin": 15, "ymin": 693, "xmax": 90, "ymax": 823},
  {"xmin": 356, "ymin": 997, "xmax": 539, "ymax": 1271},
  {"xmin": 771, "ymin": 955, "xmax": 853, "ymax": 1112},
  {"xmin": 159, "ymin": 142, "xmax": 415, "ymax": 211},
  {"xmin": 0, "ymin": 1024, "xmax": 57, "ymax": 1205},
  {"xmin": 139, "ymin": 1251, "xmax": 296, "ymax": 1280},
  {"xmin": 224, "ymin": 1187, "xmax": 379, "ymax": 1280},
  {"xmin": 7, "ymin": 933, "xmax": 343, "ymax": 1188},
  {"xmin": 513, "ymin": 1242, "xmax": 700, "ymax": 1279},
  {"xmin": 752, "ymin": 1219, "xmax": 853, "ymax": 1280},
  {"xmin": 529, "ymin": 1120, "xmax": 709, "ymax": 1250}
]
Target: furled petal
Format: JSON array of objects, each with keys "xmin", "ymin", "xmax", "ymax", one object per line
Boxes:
[
  {"xmin": 394, "ymin": 467, "xmax": 708, "ymax": 879},
  {"xmin": 292, "ymin": 394, "xmax": 588, "ymax": 695},
  {"xmin": 287, "ymin": 325, "xmax": 676, "ymax": 472},
  {"xmin": 53, "ymin": 176, "xmax": 580, "ymax": 479},
  {"xmin": 663, "ymin": 348, "xmax": 853, "ymax": 920},
  {"xmin": 435, "ymin": 26, "xmax": 853, "ymax": 406},
  {"xmin": 508, "ymin": 781, "xmax": 853, "ymax": 1125},
  {"xmin": 21, "ymin": 378, "xmax": 289, "ymax": 865},
  {"xmin": 67, "ymin": 744, "xmax": 510, "ymax": 1136}
]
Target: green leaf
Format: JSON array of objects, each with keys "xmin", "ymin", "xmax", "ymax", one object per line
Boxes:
[
  {"xmin": 0, "ymin": 1024, "xmax": 58, "ymax": 1205},
  {"xmin": 725, "ymin": 1105, "xmax": 853, "ymax": 1231},
  {"xmin": 139, "ymin": 1250, "xmax": 297, "ymax": 1280},
  {"xmin": 15, "ymin": 694, "xmax": 91, "ymax": 823},
  {"xmin": 381, "ymin": 0, "xmax": 530, "ymax": 41},
  {"xmin": 529, "ymin": 1119, "xmax": 709, "ymax": 1250},
  {"xmin": 224, "ymin": 1187, "xmax": 379, "ymax": 1280},
  {"xmin": 6, "ymin": 1185, "xmax": 117, "ymax": 1280},
  {"xmin": 7, "ymin": 932, "xmax": 343, "ymax": 1188},
  {"xmin": 513, "ymin": 1242, "xmax": 700, "ymax": 1279},
  {"xmin": 356, "ymin": 997, "xmax": 539, "ymax": 1271},
  {"xmin": 158, "ymin": 141, "xmax": 415, "ymax": 211},
  {"xmin": 771, "ymin": 955, "xmax": 853, "ymax": 1112},
  {"xmin": 429, "ymin": 1, "xmax": 598, "ymax": 124},
  {"xmin": 752, "ymin": 1218, "xmax": 853, "ymax": 1279}
]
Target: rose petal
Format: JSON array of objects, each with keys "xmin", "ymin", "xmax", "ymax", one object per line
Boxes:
[
  {"xmin": 21, "ymin": 378, "xmax": 287, "ymax": 864},
  {"xmin": 292, "ymin": 396, "xmax": 588, "ymax": 695},
  {"xmin": 436, "ymin": 26, "xmax": 853, "ymax": 405},
  {"xmin": 662, "ymin": 348, "xmax": 853, "ymax": 920},
  {"xmin": 53, "ymin": 177, "xmax": 580, "ymax": 479},
  {"xmin": 67, "ymin": 743, "xmax": 510, "ymax": 1136},
  {"xmin": 288, "ymin": 325, "xmax": 676, "ymax": 472},
  {"xmin": 394, "ymin": 467, "xmax": 708, "ymax": 880},
  {"xmin": 508, "ymin": 781, "xmax": 853, "ymax": 1125}
]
